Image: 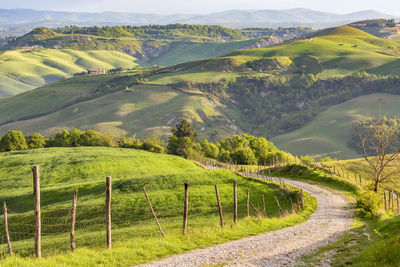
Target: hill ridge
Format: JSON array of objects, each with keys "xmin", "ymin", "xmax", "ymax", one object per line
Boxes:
[{"xmin": 311, "ymin": 25, "xmax": 377, "ymax": 38}]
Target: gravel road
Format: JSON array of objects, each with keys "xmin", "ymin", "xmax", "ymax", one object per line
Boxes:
[{"xmin": 139, "ymin": 177, "xmax": 353, "ymax": 267}]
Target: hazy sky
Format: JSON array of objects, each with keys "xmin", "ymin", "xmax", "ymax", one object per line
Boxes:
[{"xmin": 1, "ymin": 0, "xmax": 400, "ymax": 15}]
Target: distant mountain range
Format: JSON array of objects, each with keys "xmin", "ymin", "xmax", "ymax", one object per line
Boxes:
[{"xmin": 0, "ymin": 8, "xmax": 398, "ymax": 32}]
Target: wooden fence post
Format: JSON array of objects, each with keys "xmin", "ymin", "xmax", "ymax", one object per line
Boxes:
[
  {"xmin": 250, "ymin": 203, "xmax": 260, "ymax": 216},
  {"xmin": 182, "ymin": 183, "xmax": 189, "ymax": 235},
  {"xmin": 32, "ymin": 165, "xmax": 41, "ymax": 259},
  {"xmin": 274, "ymin": 195, "xmax": 284, "ymax": 215},
  {"xmin": 246, "ymin": 189, "xmax": 250, "ymax": 217},
  {"xmin": 233, "ymin": 180, "xmax": 237, "ymax": 223},
  {"xmin": 3, "ymin": 201, "xmax": 12, "ymax": 256},
  {"xmin": 397, "ymin": 191, "xmax": 400, "ymax": 214},
  {"xmin": 261, "ymin": 195, "xmax": 266, "ymax": 217},
  {"xmin": 106, "ymin": 176, "xmax": 112, "ymax": 249},
  {"xmin": 143, "ymin": 187, "xmax": 165, "ymax": 237},
  {"xmin": 215, "ymin": 185, "xmax": 224, "ymax": 228},
  {"xmin": 392, "ymin": 190, "xmax": 395, "ymax": 213},
  {"xmin": 384, "ymin": 190, "xmax": 388, "ymax": 210},
  {"xmin": 70, "ymin": 189, "xmax": 78, "ymax": 252}
]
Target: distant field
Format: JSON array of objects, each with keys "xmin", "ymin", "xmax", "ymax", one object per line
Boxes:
[
  {"xmin": 272, "ymin": 94, "xmax": 400, "ymax": 159},
  {"xmin": 0, "ymin": 38, "xmax": 261, "ymax": 97},
  {"xmin": 147, "ymin": 39, "xmax": 258, "ymax": 67},
  {"xmin": 323, "ymin": 157, "xmax": 400, "ymax": 190},
  {"xmin": 0, "ymin": 48, "xmax": 141, "ymax": 97},
  {"xmin": 0, "ymin": 81, "xmax": 236, "ymax": 140},
  {"xmin": 0, "ymin": 147, "xmax": 315, "ymax": 266},
  {"xmin": 391, "ymin": 34, "xmax": 400, "ymax": 42},
  {"xmin": 2, "ymin": 26, "xmax": 400, "ymax": 156}
]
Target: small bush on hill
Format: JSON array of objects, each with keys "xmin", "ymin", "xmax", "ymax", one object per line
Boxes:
[{"xmin": 356, "ymin": 189, "xmax": 381, "ymax": 217}]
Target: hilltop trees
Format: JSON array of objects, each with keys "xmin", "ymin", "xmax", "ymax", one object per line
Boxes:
[
  {"xmin": 167, "ymin": 119, "xmax": 197, "ymax": 157},
  {"xmin": 0, "ymin": 123, "xmax": 295, "ymax": 166},
  {"xmin": 165, "ymin": 120, "xmax": 297, "ymax": 163},
  {"xmin": 26, "ymin": 133, "xmax": 46, "ymax": 149},
  {"xmin": 356, "ymin": 116, "xmax": 400, "ymax": 192},
  {"xmin": 0, "ymin": 130, "xmax": 28, "ymax": 151},
  {"xmin": 217, "ymin": 134, "xmax": 295, "ymax": 165},
  {"xmin": 201, "ymin": 140, "xmax": 219, "ymax": 159}
]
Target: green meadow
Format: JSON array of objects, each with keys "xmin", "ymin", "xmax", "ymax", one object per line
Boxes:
[
  {"xmin": 0, "ymin": 147, "xmax": 315, "ymax": 266},
  {"xmin": 0, "ymin": 49, "xmax": 141, "ymax": 97},
  {"xmin": 273, "ymin": 94, "xmax": 400, "ymax": 159}
]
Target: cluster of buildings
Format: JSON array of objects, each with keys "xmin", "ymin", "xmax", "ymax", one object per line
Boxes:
[{"xmin": 88, "ymin": 68, "xmax": 107, "ymax": 76}]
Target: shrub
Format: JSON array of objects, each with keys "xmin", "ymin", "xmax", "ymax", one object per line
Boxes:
[
  {"xmin": 300, "ymin": 155, "xmax": 315, "ymax": 165},
  {"xmin": 79, "ymin": 130, "xmax": 110, "ymax": 146},
  {"xmin": 26, "ymin": 133, "xmax": 46, "ymax": 149},
  {"xmin": 218, "ymin": 148, "xmax": 231, "ymax": 162},
  {"xmin": 231, "ymin": 147, "xmax": 257, "ymax": 165},
  {"xmin": 0, "ymin": 131, "xmax": 28, "ymax": 151},
  {"xmin": 201, "ymin": 139, "xmax": 219, "ymax": 159},
  {"xmin": 356, "ymin": 190, "xmax": 381, "ymax": 217}
]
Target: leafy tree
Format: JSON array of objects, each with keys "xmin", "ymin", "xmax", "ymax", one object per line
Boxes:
[
  {"xmin": 51, "ymin": 130, "xmax": 70, "ymax": 147},
  {"xmin": 171, "ymin": 119, "xmax": 197, "ymax": 141},
  {"xmin": 356, "ymin": 116, "xmax": 400, "ymax": 192},
  {"xmin": 0, "ymin": 131, "xmax": 28, "ymax": 151},
  {"xmin": 119, "ymin": 134, "xmax": 142, "ymax": 149},
  {"xmin": 167, "ymin": 136, "xmax": 194, "ymax": 157},
  {"xmin": 231, "ymin": 147, "xmax": 257, "ymax": 165},
  {"xmin": 79, "ymin": 130, "xmax": 109, "ymax": 146},
  {"xmin": 26, "ymin": 133, "xmax": 46, "ymax": 149},
  {"xmin": 201, "ymin": 139, "xmax": 219, "ymax": 159},
  {"xmin": 167, "ymin": 120, "xmax": 197, "ymax": 157},
  {"xmin": 68, "ymin": 129, "xmax": 83, "ymax": 147},
  {"xmin": 218, "ymin": 148, "xmax": 231, "ymax": 162},
  {"xmin": 141, "ymin": 135, "xmax": 165, "ymax": 153}
]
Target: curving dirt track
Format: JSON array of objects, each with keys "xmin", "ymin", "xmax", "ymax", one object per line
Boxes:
[{"xmin": 139, "ymin": 177, "xmax": 353, "ymax": 267}]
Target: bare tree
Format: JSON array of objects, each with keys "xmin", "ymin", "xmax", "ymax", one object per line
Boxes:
[{"xmin": 356, "ymin": 116, "xmax": 400, "ymax": 192}]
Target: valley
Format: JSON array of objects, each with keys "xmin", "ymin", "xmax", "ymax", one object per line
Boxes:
[
  {"xmin": 1, "ymin": 25, "xmax": 400, "ymax": 159},
  {"xmin": 1, "ymin": 6, "xmax": 400, "ymax": 266},
  {"xmin": 0, "ymin": 25, "xmax": 304, "ymax": 97}
]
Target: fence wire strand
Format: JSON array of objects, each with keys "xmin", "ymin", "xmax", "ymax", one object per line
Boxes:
[{"xmin": 0, "ymin": 169, "xmax": 305, "ymax": 259}]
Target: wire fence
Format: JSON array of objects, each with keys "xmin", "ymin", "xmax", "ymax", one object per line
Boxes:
[
  {"xmin": 0, "ymin": 166, "xmax": 304, "ymax": 260},
  {"xmin": 199, "ymin": 158, "xmax": 400, "ymax": 214},
  {"xmin": 309, "ymin": 162, "xmax": 400, "ymax": 213}
]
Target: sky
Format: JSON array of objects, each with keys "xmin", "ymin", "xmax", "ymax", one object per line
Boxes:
[{"xmin": 1, "ymin": 0, "xmax": 400, "ymax": 16}]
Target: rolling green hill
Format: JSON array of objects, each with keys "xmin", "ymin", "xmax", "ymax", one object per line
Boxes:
[
  {"xmin": 0, "ymin": 147, "xmax": 314, "ymax": 265},
  {"xmin": 272, "ymin": 93, "xmax": 400, "ymax": 159},
  {"xmin": 0, "ymin": 75, "xmax": 237, "ymax": 140},
  {"xmin": 0, "ymin": 25, "xmax": 288, "ymax": 97},
  {"xmin": 2, "ymin": 26, "xmax": 400, "ymax": 158},
  {"xmin": 0, "ymin": 48, "xmax": 141, "ymax": 97}
]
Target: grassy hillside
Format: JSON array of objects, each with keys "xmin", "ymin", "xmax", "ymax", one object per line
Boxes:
[
  {"xmin": 225, "ymin": 26, "xmax": 400, "ymax": 78},
  {"xmin": 0, "ymin": 74, "xmax": 237, "ymax": 140},
  {"xmin": 0, "ymin": 25, "xmax": 285, "ymax": 96},
  {"xmin": 2, "ymin": 26, "xmax": 400, "ymax": 158},
  {"xmin": 272, "ymin": 94, "xmax": 400, "ymax": 159},
  {"xmin": 0, "ymin": 147, "xmax": 315, "ymax": 265},
  {"xmin": 0, "ymin": 48, "xmax": 141, "ymax": 97},
  {"xmin": 0, "ymin": 39, "xmax": 266, "ymax": 97},
  {"xmin": 322, "ymin": 156, "xmax": 400, "ymax": 190},
  {"xmin": 269, "ymin": 164, "xmax": 400, "ymax": 266}
]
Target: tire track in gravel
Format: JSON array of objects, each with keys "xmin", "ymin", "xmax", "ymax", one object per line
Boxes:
[{"xmin": 139, "ymin": 177, "xmax": 353, "ymax": 267}]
